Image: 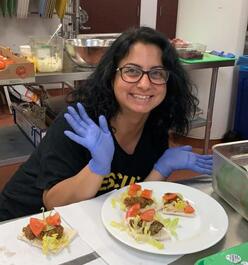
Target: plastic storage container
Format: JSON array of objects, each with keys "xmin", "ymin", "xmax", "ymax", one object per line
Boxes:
[
  {"xmin": 176, "ymin": 43, "xmax": 206, "ymax": 59},
  {"xmin": 234, "ymin": 55, "xmax": 248, "ymax": 139},
  {"xmin": 30, "ymin": 36, "xmax": 64, "ymax": 73},
  {"xmin": 212, "ymin": 140, "xmax": 248, "ymax": 221}
]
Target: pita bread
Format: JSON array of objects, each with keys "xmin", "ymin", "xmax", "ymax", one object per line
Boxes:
[
  {"xmin": 162, "ymin": 208, "xmax": 195, "ymax": 217},
  {"xmin": 18, "ymin": 226, "xmax": 77, "ymax": 254},
  {"xmin": 161, "ymin": 193, "xmax": 196, "ymax": 217}
]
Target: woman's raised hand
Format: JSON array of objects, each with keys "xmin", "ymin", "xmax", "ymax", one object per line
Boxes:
[{"xmin": 64, "ymin": 103, "xmax": 114, "ymax": 176}]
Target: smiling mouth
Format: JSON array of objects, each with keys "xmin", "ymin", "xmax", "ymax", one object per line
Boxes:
[{"xmin": 131, "ymin": 94, "xmax": 153, "ymax": 100}]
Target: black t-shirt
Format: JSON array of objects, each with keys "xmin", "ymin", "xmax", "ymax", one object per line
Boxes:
[{"xmin": 0, "ymin": 107, "xmax": 168, "ymax": 220}]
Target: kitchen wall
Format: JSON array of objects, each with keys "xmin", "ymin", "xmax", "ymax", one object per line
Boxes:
[
  {"xmin": 176, "ymin": 0, "xmax": 248, "ymax": 139},
  {"xmin": 1, "ymin": 0, "xmax": 248, "ymax": 140}
]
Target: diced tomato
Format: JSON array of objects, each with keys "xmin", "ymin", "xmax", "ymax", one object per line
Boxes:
[
  {"xmin": 163, "ymin": 193, "xmax": 178, "ymax": 202},
  {"xmin": 29, "ymin": 217, "xmax": 46, "ymax": 237},
  {"xmin": 0, "ymin": 60, "xmax": 5, "ymax": 70},
  {"xmin": 3, "ymin": 58, "xmax": 14, "ymax": 65},
  {"xmin": 184, "ymin": 205, "xmax": 195, "ymax": 214},
  {"xmin": 46, "ymin": 212, "xmax": 61, "ymax": 226},
  {"xmin": 128, "ymin": 183, "xmax": 141, "ymax": 196},
  {"xmin": 125, "ymin": 203, "xmax": 140, "ymax": 219},
  {"xmin": 140, "ymin": 209, "xmax": 155, "ymax": 222},
  {"xmin": 141, "ymin": 189, "xmax": 152, "ymax": 200}
]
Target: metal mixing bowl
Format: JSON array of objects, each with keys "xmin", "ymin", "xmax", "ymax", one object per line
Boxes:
[{"xmin": 65, "ymin": 38, "xmax": 115, "ymax": 66}]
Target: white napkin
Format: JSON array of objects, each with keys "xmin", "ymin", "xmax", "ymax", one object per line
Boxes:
[
  {"xmin": 55, "ymin": 193, "xmax": 182, "ymax": 265},
  {"xmin": 0, "ymin": 214, "xmax": 92, "ymax": 265}
]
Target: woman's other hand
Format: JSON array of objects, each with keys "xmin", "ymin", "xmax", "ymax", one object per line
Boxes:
[
  {"xmin": 153, "ymin": 145, "xmax": 213, "ymax": 177},
  {"xmin": 64, "ymin": 103, "xmax": 114, "ymax": 176}
]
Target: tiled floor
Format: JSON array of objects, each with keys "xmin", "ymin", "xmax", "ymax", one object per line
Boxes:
[{"xmin": 0, "ymin": 103, "xmax": 218, "ymax": 191}]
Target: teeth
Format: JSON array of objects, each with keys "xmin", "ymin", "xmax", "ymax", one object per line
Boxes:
[{"xmin": 133, "ymin": 94, "xmax": 150, "ymax": 100}]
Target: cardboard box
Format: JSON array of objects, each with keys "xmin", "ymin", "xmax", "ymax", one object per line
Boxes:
[{"xmin": 0, "ymin": 46, "xmax": 35, "ymax": 85}]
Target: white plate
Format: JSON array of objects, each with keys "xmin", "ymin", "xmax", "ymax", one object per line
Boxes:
[{"xmin": 101, "ymin": 181, "xmax": 228, "ymax": 255}]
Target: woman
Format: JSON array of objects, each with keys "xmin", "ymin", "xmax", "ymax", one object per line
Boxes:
[{"xmin": 0, "ymin": 27, "xmax": 212, "ymax": 221}]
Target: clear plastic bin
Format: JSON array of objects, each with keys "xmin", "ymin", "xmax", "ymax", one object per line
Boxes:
[
  {"xmin": 30, "ymin": 36, "xmax": 64, "ymax": 73},
  {"xmin": 176, "ymin": 43, "xmax": 206, "ymax": 59},
  {"xmin": 212, "ymin": 140, "xmax": 248, "ymax": 221}
]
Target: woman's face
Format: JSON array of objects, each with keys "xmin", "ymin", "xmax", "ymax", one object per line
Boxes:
[{"xmin": 113, "ymin": 42, "xmax": 167, "ymax": 115}]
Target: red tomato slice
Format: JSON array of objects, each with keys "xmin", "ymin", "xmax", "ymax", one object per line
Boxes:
[
  {"xmin": 46, "ymin": 212, "xmax": 61, "ymax": 226},
  {"xmin": 141, "ymin": 189, "xmax": 152, "ymax": 199},
  {"xmin": 184, "ymin": 205, "xmax": 195, "ymax": 214},
  {"xmin": 125, "ymin": 203, "xmax": 140, "ymax": 219},
  {"xmin": 0, "ymin": 60, "xmax": 6, "ymax": 70},
  {"xmin": 128, "ymin": 183, "xmax": 141, "ymax": 196},
  {"xmin": 140, "ymin": 209, "xmax": 155, "ymax": 222},
  {"xmin": 3, "ymin": 58, "xmax": 14, "ymax": 65},
  {"xmin": 29, "ymin": 217, "xmax": 46, "ymax": 237},
  {"xmin": 163, "ymin": 193, "xmax": 178, "ymax": 202}
]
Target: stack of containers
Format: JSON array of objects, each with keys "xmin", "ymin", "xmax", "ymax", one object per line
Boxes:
[{"xmin": 234, "ymin": 55, "xmax": 248, "ymax": 139}]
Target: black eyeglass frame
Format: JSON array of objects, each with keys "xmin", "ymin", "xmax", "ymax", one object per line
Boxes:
[{"xmin": 116, "ymin": 66, "xmax": 170, "ymax": 85}]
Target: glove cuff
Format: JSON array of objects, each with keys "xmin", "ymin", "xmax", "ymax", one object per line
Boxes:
[
  {"xmin": 153, "ymin": 163, "xmax": 172, "ymax": 177},
  {"xmin": 89, "ymin": 159, "xmax": 111, "ymax": 176}
]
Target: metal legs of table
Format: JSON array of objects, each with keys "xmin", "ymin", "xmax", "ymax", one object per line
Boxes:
[
  {"xmin": 2, "ymin": 86, "xmax": 12, "ymax": 114},
  {"xmin": 203, "ymin": 67, "xmax": 219, "ymax": 154}
]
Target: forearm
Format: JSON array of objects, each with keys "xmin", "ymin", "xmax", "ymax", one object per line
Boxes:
[
  {"xmin": 145, "ymin": 169, "xmax": 168, "ymax": 182},
  {"xmin": 43, "ymin": 165, "xmax": 104, "ymax": 210}
]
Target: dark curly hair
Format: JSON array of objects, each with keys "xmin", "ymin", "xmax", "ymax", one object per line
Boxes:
[{"xmin": 69, "ymin": 26, "xmax": 198, "ymax": 137}]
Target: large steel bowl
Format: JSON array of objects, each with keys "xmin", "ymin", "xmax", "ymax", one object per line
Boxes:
[{"xmin": 65, "ymin": 38, "xmax": 115, "ymax": 66}]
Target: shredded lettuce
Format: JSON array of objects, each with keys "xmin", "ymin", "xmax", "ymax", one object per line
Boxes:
[
  {"xmin": 111, "ymin": 191, "xmax": 128, "ymax": 211},
  {"xmin": 42, "ymin": 233, "xmax": 69, "ymax": 255},
  {"xmin": 174, "ymin": 200, "xmax": 187, "ymax": 210},
  {"xmin": 111, "ymin": 216, "xmax": 166, "ymax": 250},
  {"xmin": 128, "ymin": 224, "xmax": 164, "ymax": 249},
  {"xmin": 155, "ymin": 212, "xmax": 179, "ymax": 238},
  {"xmin": 110, "ymin": 221, "xmax": 127, "ymax": 231},
  {"xmin": 111, "ymin": 198, "xmax": 117, "ymax": 208}
]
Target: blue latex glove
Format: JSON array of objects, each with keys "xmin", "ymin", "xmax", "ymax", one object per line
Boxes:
[
  {"xmin": 64, "ymin": 103, "xmax": 114, "ymax": 176},
  {"xmin": 154, "ymin": 145, "xmax": 213, "ymax": 176}
]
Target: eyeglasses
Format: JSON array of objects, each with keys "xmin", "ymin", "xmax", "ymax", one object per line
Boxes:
[{"xmin": 116, "ymin": 66, "xmax": 169, "ymax": 85}]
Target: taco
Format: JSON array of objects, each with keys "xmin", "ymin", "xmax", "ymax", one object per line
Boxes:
[
  {"xmin": 161, "ymin": 192, "xmax": 195, "ymax": 217},
  {"xmin": 18, "ymin": 210, "xmax": 77, "ymax": 255}
]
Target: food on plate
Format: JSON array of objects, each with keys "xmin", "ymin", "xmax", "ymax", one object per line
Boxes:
[
  {"xmin": 18, "ymin": 209, "xmax": 77, "ymax": 255},
  {"xmin": 126, "ymin": 204, "xmax": 170, "ymax": 241},
  {"xmin": 161, "ymin": 192, "xmax": 195, "ymax": 217},
  {"xmin": 115, "ymin": 183, "xmax": 156, "ymax": 211},
  {"xmin": 111, "ymin": 201, "xmax": 179, "ymax": 249}
]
